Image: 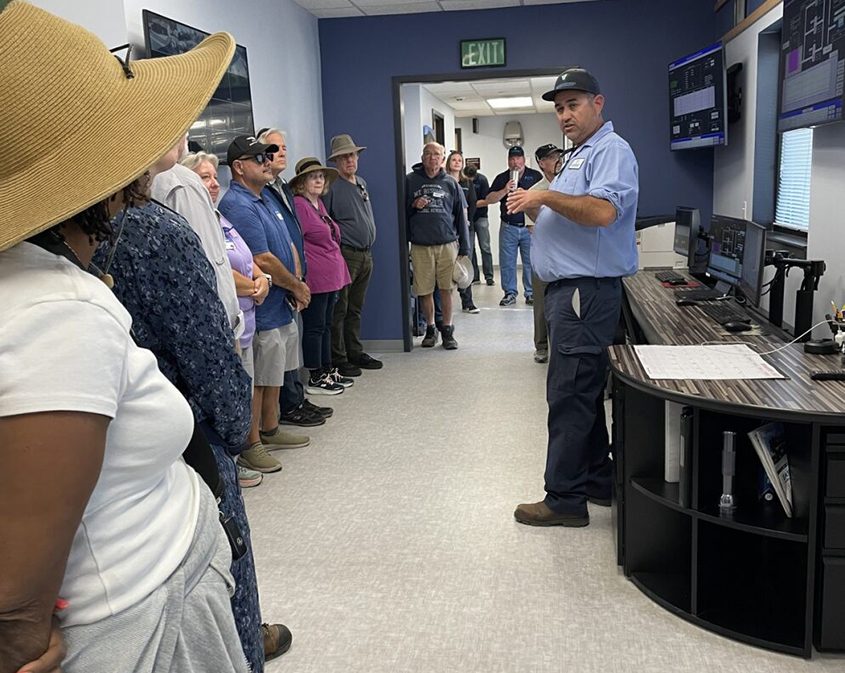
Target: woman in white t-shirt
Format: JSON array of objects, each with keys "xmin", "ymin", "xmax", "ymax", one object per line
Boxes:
[{"xmin": 0, "ymin": 5, "xmax": 246, "ymax": 672}]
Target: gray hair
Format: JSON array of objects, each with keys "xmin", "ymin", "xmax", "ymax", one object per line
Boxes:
[
  {"xmin": 257, "ymin": 127, "xmax": 286, "ymax": 144},
  {"xmin": 181, "ymin": 151, "xmax": 219, "ymax": 171}
]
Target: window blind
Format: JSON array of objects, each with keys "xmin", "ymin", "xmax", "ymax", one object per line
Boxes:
[{"xmin": 774, "ymin": 127, "xmax": 813, "ymax": 231}]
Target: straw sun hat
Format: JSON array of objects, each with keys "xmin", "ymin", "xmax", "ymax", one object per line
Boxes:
[{"xmin": 0, "ymin": 1, "xmax": 236, "ymax": 252}]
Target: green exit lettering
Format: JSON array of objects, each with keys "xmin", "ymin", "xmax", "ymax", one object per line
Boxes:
[{"xmin": 461, "ymin": 39, "xmax": 506, "ymax": 69}]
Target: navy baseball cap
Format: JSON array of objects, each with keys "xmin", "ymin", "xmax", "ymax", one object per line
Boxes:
[
  {"xmin": 507, "ymin": 146, "xmax": 524, "ymax": 157},
  {"xmin": 542, "ymin": 68, "xmax": 602, "ymax": 101},
  {"xmin": 226, "ymin": 135, "xmax": 279, "ymax": 166},
  {"xmin": 535, "ymin": 143, "xmax": 563, "ymax": 162}
]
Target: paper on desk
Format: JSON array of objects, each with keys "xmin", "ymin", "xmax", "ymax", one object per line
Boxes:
[{"xmin": 633, "ymin": 344, "xmax": 785, "ymax": 380}]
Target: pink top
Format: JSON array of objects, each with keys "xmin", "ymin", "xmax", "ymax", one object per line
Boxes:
[{"xmin": 294, "ymin": 195, "xmax": 351, "ymax": 294}]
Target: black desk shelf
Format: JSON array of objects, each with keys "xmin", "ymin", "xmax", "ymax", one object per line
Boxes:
[{"xmin": 610, "ymin": 270, "xmax": 845, "ymax": 658}]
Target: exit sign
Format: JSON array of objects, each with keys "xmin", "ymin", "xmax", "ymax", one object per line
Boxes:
[{"xmin": 460, "ymin": 38, "xmax": 506, "ymax": 69}]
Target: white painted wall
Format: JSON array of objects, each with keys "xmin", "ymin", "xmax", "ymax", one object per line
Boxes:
[
  {"xmin": 807, "ymin": 122, "xmax": 845, "ymax": 327},
  {"xmin": 456, "ymin": 113, "xmax": 561, "ymax": 262},
  {"xmin": 30, "ymin": 0, "xmax": 127, "ymax": 45},
  {"xmin": 401, "ymin": 84, "xmax": 456, "ymax": 170},
  {"xmin": 122, "ymin": 0, "xmax": 323, "ymax": 182},
  {"xmin": 712, "ymin": 2, "xmax": 783, "ymax": 221}
]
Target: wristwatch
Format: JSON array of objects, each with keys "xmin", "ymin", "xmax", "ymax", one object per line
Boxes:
[{"xmin": 262, "ymin": 273, "xmax": 272, "ymax": 284}]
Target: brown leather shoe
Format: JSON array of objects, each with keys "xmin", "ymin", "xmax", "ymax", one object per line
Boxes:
[
  {"xmin": 514, "ymin": 501, "xmax": 589, "ymax": 527},
  {"xmin": 262, "ymin": 623, "xmax": 292, "ymax": 660}
]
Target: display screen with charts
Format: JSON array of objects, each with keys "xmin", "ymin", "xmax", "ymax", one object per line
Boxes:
[
  {"xmin": 143, "ymin": 10, "xmax": 255, "ymax": 164},
  {"xmin": 633, "ymin": 344, "xmax": 785, "ymax": 380}
]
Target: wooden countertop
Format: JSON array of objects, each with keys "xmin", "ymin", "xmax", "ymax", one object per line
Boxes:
[{"xmin": 610, "ymin": 271, "xmax": 845, "ymax": 421}]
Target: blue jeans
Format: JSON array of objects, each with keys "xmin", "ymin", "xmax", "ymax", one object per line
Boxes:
[
  {"xmin": 301, "ymin": 291, "xmax": 339, "ymax": 371},
  {"xmin": 543, "ymin": 277, "xmax": 620, "ymax": 514},
  {"xmin": 499, "ymin": 223, "xmax": 533, "ymax": 298}
]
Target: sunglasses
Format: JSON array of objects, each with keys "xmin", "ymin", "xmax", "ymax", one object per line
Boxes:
[
  {"xmin": 238, "ymin": 152, "xmax": 273, "ymax": 165},
  {"xmin": 358, "ymin": 183, "xmax": 370, "ymax": 202},
  {"xmin": 320, "ymin": 214, "xmax": 341, "ymax": 244}
]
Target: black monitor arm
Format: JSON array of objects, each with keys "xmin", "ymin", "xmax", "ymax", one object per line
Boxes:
[{"xmin": 765, "ymin": 250, "xmax": 826, "ymax": 341}]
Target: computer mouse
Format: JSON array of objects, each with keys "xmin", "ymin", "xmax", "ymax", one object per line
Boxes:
[
  {"xmin": 724, "ymin": 321, "xmax": 753, "ymax": 333},
  {"xmin": 675, "ymin": 298, "xmax": 699, "ymax": 306}
]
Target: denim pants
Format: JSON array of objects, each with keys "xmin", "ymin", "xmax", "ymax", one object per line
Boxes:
[
  {"xmin": 471, "ymin": 217, "xmax": 494, "ymax": 282},
  {"xmin": 301, "ymin": 291, "xmax": 339, "ymax": 371},
  {"xmin": 543, "ymin": 277, "xmax": 620, "ymax": 514},
  {"xmin": 499, "ymin": 222, "xmax": 533, "ymax": 298}
]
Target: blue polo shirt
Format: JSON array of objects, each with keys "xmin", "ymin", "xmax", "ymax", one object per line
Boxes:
[
  {"xmin": 218, "ymin": 181, "xmax": 294, "ymax": 330},
  {"xmin": 532, "ymin": 121, "xmax": 639, "ymax": 281}
]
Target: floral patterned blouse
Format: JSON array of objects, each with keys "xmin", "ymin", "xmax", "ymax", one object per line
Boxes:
[{"xmin": 93, "ymin": 200, "xmax": 250, "ymax": 450}]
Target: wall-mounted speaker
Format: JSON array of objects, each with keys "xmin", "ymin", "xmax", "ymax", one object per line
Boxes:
[{"xmin": 472, "ymin": 117, "xmax": 479, "ymax": 134}]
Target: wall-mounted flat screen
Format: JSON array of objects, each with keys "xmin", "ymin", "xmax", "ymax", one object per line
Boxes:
[
  {"xmin": 143, "ymin": 10, "xmax": 253, "ymax": 164},
  {"xmin": 669, "ymin": 42, "xmax": 727, "ymax": 150},
  {"xmin": 778, "ymin": 0, "xmax": 845, "ymax": 132}
]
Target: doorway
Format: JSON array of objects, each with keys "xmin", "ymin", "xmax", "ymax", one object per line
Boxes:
[{"xmin": 392, "ymin": 69, "xmax": 567, "ymax": 350}]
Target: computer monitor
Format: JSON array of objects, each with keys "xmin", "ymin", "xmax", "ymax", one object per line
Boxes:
[
  {"xmin": 673, "ymin": 207, "xmax": 701, "ymax": 269},
  {"xmin": 669, "ymin": 42, "xmax": 728, "ymax": 150},
  {"xmin": 706, "ymin": 215, "xmax": 767, "ymax": 307}
]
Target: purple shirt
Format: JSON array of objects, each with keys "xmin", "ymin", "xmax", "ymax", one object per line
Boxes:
[
  {"xmin": 294, "ymin": 196, "xmax": 351, "ymax": 294},
  {"xmin": 219, "ymin": 213, "xmax": 257, "ymax": 349}
]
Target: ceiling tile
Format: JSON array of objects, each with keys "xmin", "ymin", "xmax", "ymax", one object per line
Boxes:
[
  {"xmin": 293, "ymin": 0, "xmax": 353, "ymax": 7},
  {"xmin": 310, "ymin": 6, "xmax": 365, "ymax": 15},
  {"xmin": 472, "ymin": 80, "xmax": 531, "ymax": 96},
  {"xmin": 440, "ymin": 0, "xmax": 518, "ymax": 9},
  {"xmin": 360, "ymin": 1, "xmax": 442, "ymax": 11}
]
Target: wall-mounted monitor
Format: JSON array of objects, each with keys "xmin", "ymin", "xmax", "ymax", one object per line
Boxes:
[
  {"xmin": 778, "ymin": 0, "xmax": 844, "ymax": 133},
  {"xmin": 668, "ymin": 42, "xmax": 727, "ymax": 150},
  {"xmin": 142, "ymin": 10, "xmax": 253, "ymax": 164}
]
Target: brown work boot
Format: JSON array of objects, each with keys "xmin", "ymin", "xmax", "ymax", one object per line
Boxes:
[
  {"xmin": 514, "ymin": 501, "xmax": 589, "ymax": 527},
  {"xmin": 261, "ymin": 623, "xmax": 292, "ymax": 660}
]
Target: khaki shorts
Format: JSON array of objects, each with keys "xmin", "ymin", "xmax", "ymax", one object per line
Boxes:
[
  {"xmin": 411, "ymin": 242, "xmax": 458, "ymax": 295},
  {"xmin": 252, "ymin": 321, "xmax": 301, "ymax": 387}
]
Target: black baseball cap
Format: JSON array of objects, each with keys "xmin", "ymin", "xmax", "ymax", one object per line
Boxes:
[
  {"xmin": 535, "ymin": 144, "xmax": 563, "ymax": 162},
  {"xmin": 507, "ymin": 145, "xmax": 524, "ymax": 157},
  {"xmin": 226, "ymin": 135, "xmax": 279, "ymax": 166},
  {"xmin": 541, "ymin": 68, "xmax": 602, "ymax": 101}
]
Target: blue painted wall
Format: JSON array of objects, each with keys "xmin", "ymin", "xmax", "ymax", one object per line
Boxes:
[{"xmin": 319, "ymin": 0, "xmax": 718, "ymax": 342}]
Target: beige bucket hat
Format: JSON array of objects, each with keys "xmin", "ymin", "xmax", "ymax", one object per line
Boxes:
[
  {"xmin": 328, "ymin": 134, "xmax": 366, "ymax": 160},
  {"xmin": 0, "ymin": 1, "xmax": 235, "ymax": 251}
]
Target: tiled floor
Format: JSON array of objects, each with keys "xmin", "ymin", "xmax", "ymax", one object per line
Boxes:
[{"xmin": 245, "ymin": 281, "xmax": 844, "ymax": 672}]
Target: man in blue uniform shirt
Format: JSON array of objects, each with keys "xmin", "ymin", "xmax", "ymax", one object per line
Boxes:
[{"xmin": 507, "ymin": 68, "xmax": 639, "ymax": 527}]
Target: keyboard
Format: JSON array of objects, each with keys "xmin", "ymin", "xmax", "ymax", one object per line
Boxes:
[
  {"xmin": 655, "ymin": 270, "xmax": 685, "ymax": 284},
  {"xmin": 674, "ymin": 288, "xmax": 725, "ymax": 302},
  {"xmin": 699, "ymin": 302, "xmax": 750, "ymax": 325}
]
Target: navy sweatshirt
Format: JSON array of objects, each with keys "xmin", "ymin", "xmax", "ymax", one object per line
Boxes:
[{"xmin": 405, "ymin": 163, "xmax": 469, "ymax": 256}]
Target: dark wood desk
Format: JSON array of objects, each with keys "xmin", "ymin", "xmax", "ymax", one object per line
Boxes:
[{"xmin": 610, "ymin": 270, "xmax": 845, "ymax": 657}]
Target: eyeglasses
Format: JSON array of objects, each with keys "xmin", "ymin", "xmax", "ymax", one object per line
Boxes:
[
  {"xmin": 320, "ymin": 214, "xmax": 341, "ymax": 244},
  {"xmin": 358, "ymin": 182, "xmax": 370, "ymax": 202}
]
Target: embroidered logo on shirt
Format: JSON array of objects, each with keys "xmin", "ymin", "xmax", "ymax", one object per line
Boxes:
[{"xmin": 568, "ymin": 158, "xmax": 585, "ymax": 170}]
